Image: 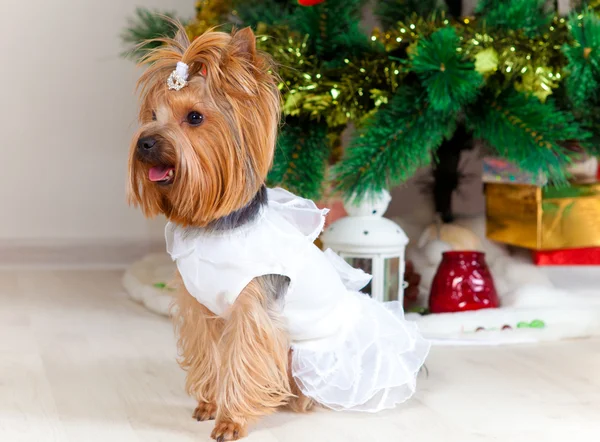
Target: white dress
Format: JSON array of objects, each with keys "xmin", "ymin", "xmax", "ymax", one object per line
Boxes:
[{"xmin": 166, "ymin": 187, "xmax": 430, "ymax": 412}]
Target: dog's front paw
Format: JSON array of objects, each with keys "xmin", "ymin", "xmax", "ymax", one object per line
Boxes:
[
  {"xmin": 211, "ymin": 419, "xmax": 247, "ymax": 441},
  {"xmin": 193, "ymin": 401, "xmax": 217, "ymax": 421}
]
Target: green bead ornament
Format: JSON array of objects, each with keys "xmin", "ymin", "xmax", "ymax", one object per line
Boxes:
[{"xmin": 529, "ymin": 319, "xmax": 546, "ymax": 328}]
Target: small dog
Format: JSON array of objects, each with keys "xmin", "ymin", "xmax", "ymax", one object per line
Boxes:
[
  {"xmin": 129, "ymin": 22, "xmax": 428, "ymax": 441},
  {"xmin": 129, "ymin": 24, "xmax": 311, "ymax": 440}
]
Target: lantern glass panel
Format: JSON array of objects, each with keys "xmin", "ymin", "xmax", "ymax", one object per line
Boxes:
[
  {"xmin": 344, "ymin": 257, "xmax": 373, "ymax": 296},
  {"xmin": 383, "ymin": 257, "xmax": 400, "ymax": 302}
]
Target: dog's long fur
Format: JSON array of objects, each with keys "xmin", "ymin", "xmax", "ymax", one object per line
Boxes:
[
  {"xmin": 128, "ymin": 22, "xmax": 313, "ymax": 441},
  {"xmin": 212, "ymin": 275, "xmax": 292, "ymax": 437},
  {"xmin": 128, "ymin": 24, "xmax": 279, "ymax": 227}
]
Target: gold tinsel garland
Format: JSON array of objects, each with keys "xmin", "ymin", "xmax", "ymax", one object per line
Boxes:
[
  {"xmin": 182, "ymin": 3, "xmax": 588, "ymax": 127},
  {"xmin": 256, "ymin": 27, "xmax": 403, "ymax": 128},
  {"xmin": 185, "ymin": 0, "xmax": 230, "ymax": 38}
]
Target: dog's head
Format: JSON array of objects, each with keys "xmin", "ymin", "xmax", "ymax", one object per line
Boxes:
[{"xmin": 128, "ymin": 24, "xmax": 280, "ymax": 227}]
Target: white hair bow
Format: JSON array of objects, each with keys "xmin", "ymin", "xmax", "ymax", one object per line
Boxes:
[{"xmin": 167, "ymin": 61, "xmax": 189, "ymax": 91}]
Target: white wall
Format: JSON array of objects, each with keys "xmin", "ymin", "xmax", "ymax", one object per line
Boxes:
[{"xmin": 0, "ymin": 0, "xmax": 194, "ymax": 242}]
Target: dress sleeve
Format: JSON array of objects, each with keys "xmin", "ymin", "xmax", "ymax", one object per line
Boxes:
[{"xmin": 267, "ymin": 187, "xmax": 329, "ymax": 242}]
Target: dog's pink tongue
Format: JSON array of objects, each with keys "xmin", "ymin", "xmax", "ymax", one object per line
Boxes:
[{"xmin": 149, "ymin": 166, "xmax": 172, "ymax": 182}]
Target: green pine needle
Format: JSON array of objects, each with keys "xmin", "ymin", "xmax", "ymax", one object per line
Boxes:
[
  {"xmin": 410, "ymin": 27, "xmax": 483, "ymax": 115},
  {"xmin": 291, "ymin": 0, "xmax": 372, "ymax": 66},
  {"xmin": 576, "ymin": 103, "xmax": 600, "ymax": 155},
  {"xmin": 563, "ymin": 9, "xmax": 600, "ymax": 110},
  {"xmin": 267, "ymin": 120, "xmax": 331, "ymax": 200},
  {"xmin": 476, "ymin": 0, "xmax": 552, "ymax": 37},
  {"xmin": 333, "ymin": 85, "xmax": 455, "ymax": 199},
  {"xmin": 375, "ymin": 0, "xmax": 443, "ymax": 30},
  {"xmin": 232, "ymin": 0, "xmax": 295, "ymax": 28},
  {"xmin": 121, "ymin": 8, "xmax": 179, "ymax": 60},
  {"xmin": 469, "ymin": 90, "xmax": 590, "ymax": 184}
]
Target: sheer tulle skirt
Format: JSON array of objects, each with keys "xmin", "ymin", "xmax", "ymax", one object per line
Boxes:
[{"xmin": 291, "ymin": 292, "xmax": 430, "ymax": 412}]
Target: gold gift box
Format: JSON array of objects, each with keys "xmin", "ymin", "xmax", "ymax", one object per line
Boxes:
[{"xmin": 485, "ymin": 182, "xmax": 600, "ymax": 250}]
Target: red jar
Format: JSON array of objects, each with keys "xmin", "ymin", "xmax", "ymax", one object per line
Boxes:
[{"xmin": 429, "ymin": 251, "xmax": 499, "ymax": 314}]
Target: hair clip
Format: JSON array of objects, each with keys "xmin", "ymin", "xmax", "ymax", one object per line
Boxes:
[{"xmin": 167, "ymin": 61, "xmax": 189, "ymax": 91}]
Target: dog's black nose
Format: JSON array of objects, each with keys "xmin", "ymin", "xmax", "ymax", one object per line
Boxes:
[{"xmin": 137, "ymin": 136, "xmax": 157, "ymax": 151}]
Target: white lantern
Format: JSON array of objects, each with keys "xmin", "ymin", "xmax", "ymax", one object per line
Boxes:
[{"xmin": 321, "ymin": 190, "xmax": 409, "ymax": 304}]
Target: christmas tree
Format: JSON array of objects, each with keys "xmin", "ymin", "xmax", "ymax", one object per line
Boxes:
[{"xmin": 122, "ymin": 0, "xmax": 600, "ymax": 221}]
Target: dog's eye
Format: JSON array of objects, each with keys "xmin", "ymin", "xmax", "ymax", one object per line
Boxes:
[
  {"xmin": 151, "ymin": 111, "xmax": 156, "ymax": 121},
  {"xmin": 186, "ymin": 111, "xmax": 204, "ymax": 126}
]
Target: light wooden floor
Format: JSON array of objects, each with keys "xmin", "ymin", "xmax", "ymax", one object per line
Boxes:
[{"xmin": 1, "ymin": 269, "xmax": 599, "ymax": 442}]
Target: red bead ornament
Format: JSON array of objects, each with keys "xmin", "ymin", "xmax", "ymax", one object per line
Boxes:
[
  {"xmin": 429, "ymin": 251, "xmax": 499, "ymax": 314},
  {"xmin": 298, "ymin": 0, "xmax": 326, "ymax": 6}
]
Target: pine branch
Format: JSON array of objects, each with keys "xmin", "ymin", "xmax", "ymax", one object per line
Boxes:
[
  {"xmin": 232, "ymin": 0, "xmax": 295, "ymax": 27},
  {"xmin": 333, "ymin": 85, "xmax": 455, "ymax": 199},
  {"xmin": 476, "ymin": 0, "xmax": 552, "ymax": 37},
  {"xmin": 576, "ymin": 104, "xmax": 600, "ymax": 155},
  {"xmin": 563, "ymin": 9, "xmax": 600, "ymax": 110},
  {"xmin": 267, "ymin": 119, "xmax": 331, "ymax": 200},
  {"xmin": 291, "ymin": 0, "xmax": 373, "ymax": 66},
  {"xmin": 468, "ymin": 89, "xmax": 590, "ymax": 184},
  {"xmin": 375, "ymin": 0, "xmax": 443, "ymax": 30},
  {"xmin": 410, "ymin": 27, "xmax": 483, "ymax": 115},
  {"xmin": 120, "ymin": 8, "xmax": 179, "ymax": 60}
]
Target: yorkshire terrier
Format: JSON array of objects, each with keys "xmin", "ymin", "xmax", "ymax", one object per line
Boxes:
[
  {"xmin": 129, "ymin": 24, "xmax": 308, "ymax": 440},
  {"xmin": 128, "ymin": 22, "xmax": 429, "ymax": 442}
]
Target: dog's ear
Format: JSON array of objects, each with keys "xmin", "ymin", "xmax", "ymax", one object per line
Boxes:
[{"xmin": 229, "ymin": 27, "xmax": 257, "ymax": 62}]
